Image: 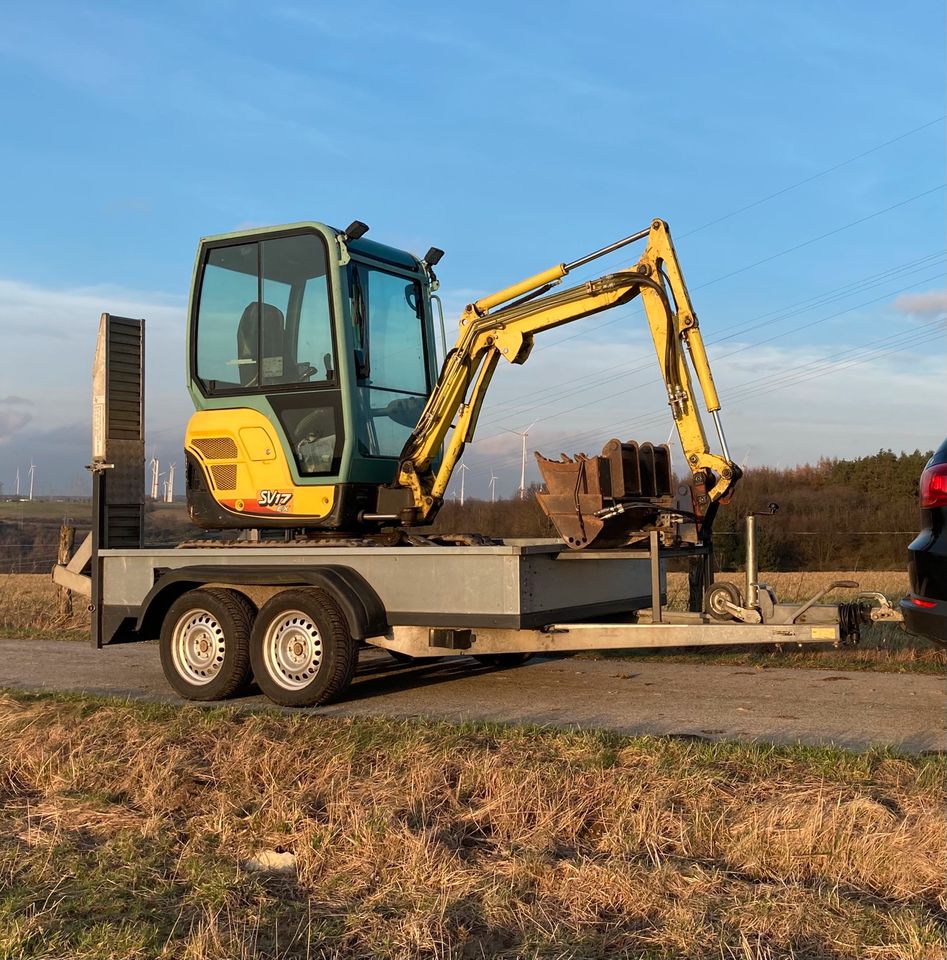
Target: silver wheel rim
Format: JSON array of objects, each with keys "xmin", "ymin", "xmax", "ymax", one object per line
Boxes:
[
  {"xmin": 262, "ymin": 610, "xmax": 323, "ymax": 690},
  {"xmin": 171, "ymin": 608, "xmax": 226, "ymax": 685},
  {"xmin": 709, "ymin": 590, "xmax": 728, "ymax": 615},
  {"xmin": 708, "ymin": 586, "xmax": 737, "ymax": 617}
]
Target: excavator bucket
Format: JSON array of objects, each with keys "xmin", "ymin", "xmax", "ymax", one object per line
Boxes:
[{"xmin": 535, "ymin": 440, "xmax": 674, "ymax": 549}]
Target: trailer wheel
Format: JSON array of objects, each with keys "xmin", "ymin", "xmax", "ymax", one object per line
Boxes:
[
  {"xmin": 705, "ymin": 582, "xmax": 743, "ymax": 621},
  {"xmin": 250, "ymin": 589, "xmax": 356, "ymax": 707},
  {"xmin": 160, "ymin": 588, "xmax": 254, "ymax": 701},
  {"xmin": 473, "ymin": 653, "xmax": 532, "ymax": 668}
]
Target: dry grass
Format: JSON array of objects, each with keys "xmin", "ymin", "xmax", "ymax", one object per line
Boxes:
[
  {"xmin": 0, "ymin": 574, "xmax": 89, "ymax": 641},
  {"xmin": 0, "ymin": 692, "xmax": 944, "ymax": 959}
]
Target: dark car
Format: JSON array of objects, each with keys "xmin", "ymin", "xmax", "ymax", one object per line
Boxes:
[{"xmin": 901, "ymin": 438, "xmax": 947, "ymax": 646}]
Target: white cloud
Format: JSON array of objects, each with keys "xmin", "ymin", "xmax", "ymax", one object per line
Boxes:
[
  {"xmin": 0, "ymin": 276, "xmax": 190, "ymax": 494},
  {"xmin": 0, "ymin": 404, "xmax": 32, "ymax": 444},
  {"xmin": 1, "ymin": 273, "xmax": 943, "ymax": 496},
  {"xmin": 893, "ymin": 289, "xmax": 947, "ymax": 317},
  {"xmin": 454, "ymin": 331, "xmax": 946, "ymax": 496},
  {"xmin": 0, "ymin": 277, "xmax": 183, "ymax": 337}
]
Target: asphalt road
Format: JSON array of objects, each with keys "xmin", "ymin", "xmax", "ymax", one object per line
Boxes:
[{"xmin": 1, "ymin": 638, "xmax": 944, "ymax": 754}]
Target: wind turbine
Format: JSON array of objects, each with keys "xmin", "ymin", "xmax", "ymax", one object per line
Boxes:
[
  {"xmin": 149, "ymin": 453, "xmax": 160, "ymax": 500},
  {"xmin": 489, "ymin": 469, "xmax": 498, "ymax": 503},
  {"xmin": 28, "ymin": 462, "xmax": 35, "ymax": 501},
  {"xmin": 506, "ymin": 422, "xmax": 536, "ymax": 500},
  {"xmin": 15, "ymin": 468, "xmax": 20, "ymax": 498},
  {"xmin": 458, "ymin": 462, "xmax": 469, "ymax": 507},
  {"xmin": 165, "ymin": 462, "xmax": 175, "ymax": 503}
]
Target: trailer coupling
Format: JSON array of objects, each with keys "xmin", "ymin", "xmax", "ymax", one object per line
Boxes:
[
  {"xmin": 705, "ymin": 578, "xmax": 902, "ymax": 645},
  {"xmin": 837, "ymin": 593, "xmax": 903, "ymax": 643}
]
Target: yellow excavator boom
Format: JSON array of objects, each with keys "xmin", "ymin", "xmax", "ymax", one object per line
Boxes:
[{"xmin": 393, "ymin": 219, "xmax": 740, "ymax": 532}]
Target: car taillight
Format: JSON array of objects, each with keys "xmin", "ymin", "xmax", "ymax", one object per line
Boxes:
[
  {"xmin": 908, "ymin": 596, "xmax": 937, "ymax": 609},
  {"xmin": 919, "ymin": 463, "xmax": 947, "ymax": 508}
]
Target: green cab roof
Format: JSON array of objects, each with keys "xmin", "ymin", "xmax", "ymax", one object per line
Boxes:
[{"xmin": 199, "ymin": 220, "xmax": 421, "ymax": 271}]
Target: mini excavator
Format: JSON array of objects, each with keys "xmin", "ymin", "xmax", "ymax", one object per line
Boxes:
[{"xmin": 184, "ymin": 218, "xmax": 741, "ymax": 549}]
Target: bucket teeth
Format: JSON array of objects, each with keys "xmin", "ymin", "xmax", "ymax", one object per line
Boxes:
[{"xmin": 535, "ymin": 439, "xmax": 674, "ymax": 549}]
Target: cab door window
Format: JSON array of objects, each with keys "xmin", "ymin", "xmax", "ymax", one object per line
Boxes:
[
  {"xmin": 298, "ymin": 274, "xmax": 336, "ymax": 382},
  {"xmin": 350, "ymin": 262, "xmax": 430, "ymax": 458}
]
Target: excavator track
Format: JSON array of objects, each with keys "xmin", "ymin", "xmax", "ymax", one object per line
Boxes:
[{"xmin": 175, "ymin": 532, "xmax": 501, "ymax": 550}]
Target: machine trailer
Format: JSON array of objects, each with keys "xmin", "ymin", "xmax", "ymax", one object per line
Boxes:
[{"xmin": 53, "ymin": 220, "xmax": 899, "ymax": 707}]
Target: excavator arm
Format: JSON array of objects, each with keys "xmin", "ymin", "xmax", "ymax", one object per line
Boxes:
[{"xmin": 390, "ymin": 219, "xmax": 741, "ymax": 541}]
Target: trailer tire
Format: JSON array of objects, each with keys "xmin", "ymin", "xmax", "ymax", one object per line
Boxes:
[
  {"xmin": 160, "ymin": 588, "xmax": 254, "ymax": 701},
  {"xmin": 473, "ymin": 653, "xmax": 532, "ymax": 668},
  {"xmin": 705, "ymin": 582, "xmax": 743, "ymax": 622},
  {"xmin": 250, "ymin": 589, "xmax": 356, "ymax": 707}
]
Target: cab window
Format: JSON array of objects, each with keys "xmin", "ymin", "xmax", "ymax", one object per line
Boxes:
[
  {"xmin": 195, "ymin": 233, "xmax": 337, "ymax": 392},
  {"xmin": 195, "ymin": 243, "xmax": 258, "ymax": 388}
]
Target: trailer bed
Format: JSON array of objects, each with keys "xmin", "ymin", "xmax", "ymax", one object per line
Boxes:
[{"xmin": 98, "ymin": 539, "xmax": 664, "ymax": 641}]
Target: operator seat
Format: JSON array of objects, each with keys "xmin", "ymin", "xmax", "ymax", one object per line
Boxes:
[{"xmin": 237, "ymin": 302, "xmax": 285, "ymax": 386}]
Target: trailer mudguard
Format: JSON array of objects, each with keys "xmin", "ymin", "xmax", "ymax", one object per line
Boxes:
[{"xmin": 134, "ymin": 564, "xmax": 387, "ymax": 642}]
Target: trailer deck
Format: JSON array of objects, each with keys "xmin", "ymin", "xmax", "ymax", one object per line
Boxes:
[{"xmin": 96, "ymin": 539, "xmax": 663, "ymax": 641}]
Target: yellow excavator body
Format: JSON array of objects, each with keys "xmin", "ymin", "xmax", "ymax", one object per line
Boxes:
[{"xmin": 186, "ymin": 408, "xmax": 337, "ymax": 523}]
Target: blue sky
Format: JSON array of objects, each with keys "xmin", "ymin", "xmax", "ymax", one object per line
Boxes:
[{"xmin": 0, "ymin": 1, "xmax": 944, "ymax": 497}]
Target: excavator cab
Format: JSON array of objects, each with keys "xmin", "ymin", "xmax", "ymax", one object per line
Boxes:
[{"xmin": 184, "ymin": 221, "xmax": 442, "ymax": 529}]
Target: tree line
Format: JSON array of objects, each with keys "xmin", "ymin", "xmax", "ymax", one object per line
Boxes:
[
  {"xmin": 431, "ymin": 449, "xmax": 931, "ymax": 571},
  {"xmin": 0, "ymin": 449, "xmax": 931, "ymax": 572}
]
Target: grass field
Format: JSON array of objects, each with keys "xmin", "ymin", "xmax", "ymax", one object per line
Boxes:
[
  {"xmin": 0, "ymin": 574, "xmax": 89, "ymax": 642},
  {"xmin": 0, "ymin": 499, "xmax": 91, "ymax": 523},
  {"xmin": 3, "ymin": 571, "xmax": 943, "ymax": 674},
  {"xmin": 0, "ymin": 691, "xmax": 944, "ymax": 959}
]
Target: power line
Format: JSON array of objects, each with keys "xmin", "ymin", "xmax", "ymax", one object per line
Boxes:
[
  {"xmin": 446, "ymin": 120, "xmax": 946, "ymax": 413},
  {"xmin": 704, "ymin": 269, "xmax": 945, "ymax": 361},
  {"xmin": 696, "ymin": 184, "xmax": 945, "ymax": 289},
  {"xmin": 474, "ymin": 253, "xmax": 945, "ymax": 430},
  {"xmin": 678, "ymin": 115, "xmax": 947, "ymax": 240},
  {"xmin": 463, "ymin": 314, "xmax": 943, "ymax": 481},
  {"xmin": 558, "ymin": 115, "xmax": 947, "ymax": 288},
  {"xmin": 473, "ymin": 270, "xmax": 944, "ymax": 444},
  {"xmin": 443, "ymin": 116, "xmax": 947, "ymax": 492},
  {"xmin": 503, "ymin": 184, "xmax": 944, "ymax": 364}
]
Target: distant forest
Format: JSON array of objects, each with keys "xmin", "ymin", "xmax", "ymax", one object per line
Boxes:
[
  {"xmin": 0, "ymin": 449, "xmax": 931, "ymax": 573},
  {"xmin": 433, "ymin": 448, "xmax": 931, "ymax": 571}
]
